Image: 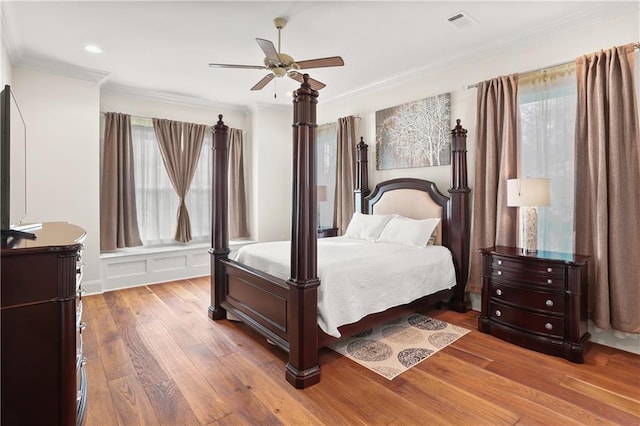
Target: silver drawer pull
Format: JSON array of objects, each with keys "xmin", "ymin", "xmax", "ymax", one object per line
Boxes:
[
  {"xmin": 545, "ymin": 323, "xmax": 553, "ymax": 330},
  {"xmin": 495, "ymin": 310, "xmax": 502, "ymax": 317},
  {"xmin": 545, "ymin": 300, "xmax": 554, "ymax": 307},
  {"xmin": 497, "ymin": 271, "xmax": 503, "ymax": 276},
  {"xmin": 497, "ymin": 260, "xmax": 503, "ymax": 265},
  {"xmin": 547, "ymin": 267, "xmax": 553, "ymax": 273},
  {"xmin": 79, "ymin": 322, "xmax": 87, "ymax": 331},
  {"xmin": 547, "ymin": 279, "xmax": 552, "ymax": 284},
  {"xmin": 496, "ymin": 289, "xmax": 502, "ymax": 296}
]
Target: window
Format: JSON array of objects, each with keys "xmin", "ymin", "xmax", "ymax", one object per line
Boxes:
[
  {"xmin": 131, "ymin": 117, "xmax": 212, "ymax": 246},
  {"xmin": 518, "ymin": 67, "xmax": 576, "ymax": 253},
  {"xmin": 316, "ymin": 123, "xmax": 337, "ymax": 229}
]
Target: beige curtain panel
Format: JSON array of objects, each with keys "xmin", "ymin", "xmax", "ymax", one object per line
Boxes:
[
  {"xmin": 334, "ymin": 116, "xmax": 357, "ymax": 235},
  {"xmin": 228, "ymin": 128, "xmax": 249, "ymax": 239},
  {"xmin": 153, "ymin": 119, "xmax": 206, "ymax": 243},
  {"xmin": 575, "ymin": 43, "xmax": 640, "ymax": 333},
  {"xmin": 100, "ymin": 112, "xmax": 143, "ymax": 250},
  {"xmin": 467, "ymin": 75, "xmax": 519, "ymax": 293}
]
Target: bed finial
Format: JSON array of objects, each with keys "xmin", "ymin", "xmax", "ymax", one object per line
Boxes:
[
  {"xmin": 452, "ymin": 119, "xmax": 467, "ymax": 137},
  {"xmin": 214, "ymin": 114, "xmax": 228, "ymax": 132}
]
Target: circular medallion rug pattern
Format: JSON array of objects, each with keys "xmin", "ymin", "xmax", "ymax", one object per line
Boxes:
[{"xmin": 329, "ymin": 314, "xmax": 470, "ymax": 380}]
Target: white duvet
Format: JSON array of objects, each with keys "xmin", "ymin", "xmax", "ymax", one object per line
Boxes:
[{"xmin": 231, "ymin": 236, "xmax": 456, "ymax": 337}]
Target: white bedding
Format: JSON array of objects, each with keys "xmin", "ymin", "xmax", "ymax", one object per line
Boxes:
[{"xmin": 231, "ymin": 236, "xmax": 456, "ymax": 338}]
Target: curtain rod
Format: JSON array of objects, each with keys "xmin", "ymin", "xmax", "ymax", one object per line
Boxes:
[
  {"xmin": 100, "ymin": 111, "xmax": 217, "ymax": 128},
  {"xmin": 466, "ymin": 42, "xmax": 640, "ymax": 90}
]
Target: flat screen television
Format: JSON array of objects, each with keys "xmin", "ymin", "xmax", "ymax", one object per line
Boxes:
[{"xmin": 1, "ymin": 84, "xmax": 36, "ymax": 239}]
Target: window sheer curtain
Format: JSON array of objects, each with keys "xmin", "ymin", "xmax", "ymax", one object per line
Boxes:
[
  {"xmin": 100, "ymin": 112, "xmax": 143, "ymax": 250},
  {"xmin": 467, "ymin": 75, "xmax": 519, "ymax": 293},
  {"xmin": 575, "ymin": 44, "xmax": 640, "ymax": 333},
  {"xmin": 316, "ymin": 123, "xmax": 338, "ymax": 229},
  {"xmin": 153, "ymin": 118, "xmax": 206, "ymax": 243},
  {"xmin": 334, "ymin": 116, "xmax": 357, "ymax": 234},
  {"xmin": 518, "ymin": 65, "xmax": 577, "ymax": 253}
]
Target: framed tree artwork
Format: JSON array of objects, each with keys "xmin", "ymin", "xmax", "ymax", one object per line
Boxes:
[{"xmin": 375, "ymin": 93, "xmax": 451, "ymax": 170}]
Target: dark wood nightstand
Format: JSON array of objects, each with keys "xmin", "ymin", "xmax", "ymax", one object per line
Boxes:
[
  {"xmin": 478, "ymin": 246, "xmax": 591, "ymax": 363},
  {"xmin": 317, "ymin": 227, "xmax": 338, "ymax": 238}
]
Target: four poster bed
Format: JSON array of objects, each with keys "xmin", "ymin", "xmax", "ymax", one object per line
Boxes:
[{"xmin": 209, "ymin": 75, "xmax": 470, "ymax": 388}]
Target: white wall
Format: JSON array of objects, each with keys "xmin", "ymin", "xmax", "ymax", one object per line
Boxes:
[
  {"xmin": 250, "ymin": 104, "xmax": 292, "ymax": 242},
  {"xmin": 1, "ymin": 36, "xmax": 12, "ymax": 87},
  {"xmin": 12, "ymin": 68, "xmax": 101, "ymax": 287}
]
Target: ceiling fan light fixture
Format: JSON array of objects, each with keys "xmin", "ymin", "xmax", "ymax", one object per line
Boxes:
[{"xmin": 273, "ymin": 67, "xmax": 287, "ymax": 77}]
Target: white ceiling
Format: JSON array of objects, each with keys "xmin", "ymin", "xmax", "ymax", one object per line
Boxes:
[{"xmin": 2, "ymin": 1, "xmax": 634, "ymax": 109}]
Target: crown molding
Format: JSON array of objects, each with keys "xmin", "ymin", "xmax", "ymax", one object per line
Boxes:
[
  {"xmin": 1, "ymin": 1, "xmax": 22, "ymax": 64},
  {"xmin": 101, "ymin": 82, "xmax": 251, "ymax": 114},
  {"xmin": 15, "ymin": 55, "xmax": 110, "ymax": 84}
]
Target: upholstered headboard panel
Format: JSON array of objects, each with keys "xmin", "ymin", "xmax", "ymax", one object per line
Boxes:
[
  {"xmin": 369, "ymin": 189, "xmax": 443, "ymax": 245},
  {"xmin": 366, "ymin": 178, "xmax": 449, "ymax": 246}
]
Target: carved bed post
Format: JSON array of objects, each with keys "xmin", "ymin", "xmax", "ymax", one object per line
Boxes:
[
  {"xmin": 209, "ymin": 115, "xmax": 229, "ymax": 320},
  {"xmin": 448, "ymin": 119, "xmax": 470, "ymax": 312},
  {"xmin": 285, "ymin": 74, "xmax": 321, "ymax": 388},
  {"xmin": 354, "ymin": 137, "xmax": 370, "ymax": 214}
]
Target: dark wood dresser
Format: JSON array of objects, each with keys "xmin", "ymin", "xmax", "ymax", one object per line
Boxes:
[
  {"xmin": 1, "ymin": 222, "xmax": 87, "ymax": 425},
  {"xmin": 478, "ymin": 245, "xmax": 591, "ymax": 363}
]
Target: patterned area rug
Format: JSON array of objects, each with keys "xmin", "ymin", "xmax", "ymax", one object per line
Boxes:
[{"xmin": 328, "ymin": 313, "xmax": 470, "ymax": 380}]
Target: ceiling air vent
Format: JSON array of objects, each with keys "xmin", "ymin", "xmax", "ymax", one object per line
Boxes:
[{"xmin": 447, "ymin": 11, "xmax": 478, "ymax": 30}]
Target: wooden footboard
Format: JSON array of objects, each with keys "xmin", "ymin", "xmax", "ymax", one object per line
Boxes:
[{"xmin": 221, "ymin": 259, "xmax": 290, "ymax": 350}]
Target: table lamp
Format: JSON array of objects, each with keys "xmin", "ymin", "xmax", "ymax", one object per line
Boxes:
[
  {"xmin": 317, "ymin": 185, "xmax": 327, "ymax": 228},
  {"xmin": 507, "ymin": 178, "xmax": 550, "ymax": 253}
]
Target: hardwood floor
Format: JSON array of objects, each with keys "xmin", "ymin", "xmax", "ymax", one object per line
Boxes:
[{"xmin": 82, "ymin": 277, "xmax": 640, "ymax": 425}]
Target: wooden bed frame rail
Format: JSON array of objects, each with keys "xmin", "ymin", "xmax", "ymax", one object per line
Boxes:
[{"xmin": 209, "ymin": 75, "xmax": 469, "ymax": 388}]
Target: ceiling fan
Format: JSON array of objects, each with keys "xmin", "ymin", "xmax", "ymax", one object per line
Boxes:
[{"xmin": 208, "ymin": 17, "xmax": 344, "ymax": 91}]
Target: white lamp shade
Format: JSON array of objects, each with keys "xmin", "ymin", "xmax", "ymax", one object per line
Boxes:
[
  {"xmin": 317, "ymin": 185, "xmax": 328, "ymax": 202},
  {"xmin": 507, "ymin": 178, "xmax": 550, "ymax": 207}
]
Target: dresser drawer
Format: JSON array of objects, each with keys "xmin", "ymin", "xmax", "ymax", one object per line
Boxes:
[
  {"xmin": 491, "ymin": 282, "xmax": 564, "ymax": 315},
  {"xmin": 490, "ymin": 301, "xmax": 564, "ymax": 338},
  {"xmin": 491, "ymin": 256, "xmax": 566, "ymax": 289}
]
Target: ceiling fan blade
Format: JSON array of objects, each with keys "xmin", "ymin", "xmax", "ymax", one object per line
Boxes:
[
  {"xmin": 251, "ymin": 73, "xmax": 275, "ymax": 91},
  {"xmin": 288, "ymin": 72, "xmax": 326, "ymax": 90},
  {"xmin": 296, "ymin": 56, "xmax": 344, "ymax": 69},
  {"xmin": 256, "ymin": 38, "xmax": 280, "ymax": 62},
  {"xmin": 209, "ymin": 63, "xmax": 267, "ymax": 70}
]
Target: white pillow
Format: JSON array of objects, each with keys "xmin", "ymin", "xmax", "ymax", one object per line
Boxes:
[
  {"xmin": 377, "ymin": 216, "xmax": 440, "ymax": 247},
  {"xmin": 344, "ymin": 213, "xmax": 395, "ymax": 241}
]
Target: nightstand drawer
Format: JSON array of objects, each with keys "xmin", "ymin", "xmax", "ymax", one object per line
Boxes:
[
  {"xmin": 491, "ymin": 282, "xmax": 564, "ymax": 315},
  {"xmin": 490, "ymin": 301, "xmax": 564, "ymax": 338},
  {"xmin": 491, "ymin": 256, "xmax": 565, "ymax": 289}
]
